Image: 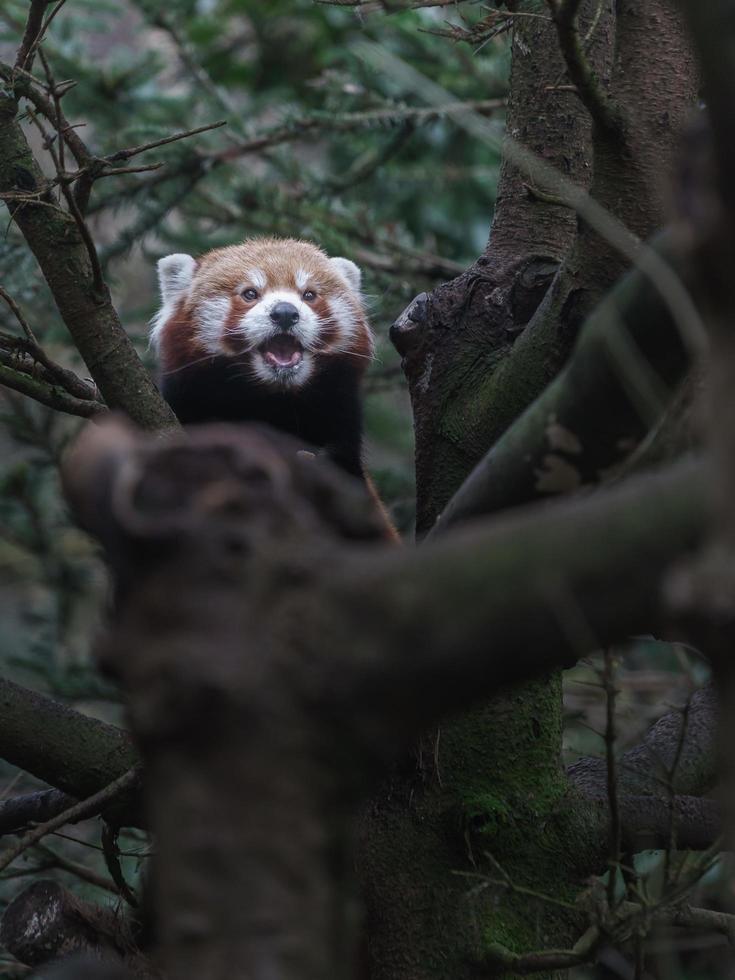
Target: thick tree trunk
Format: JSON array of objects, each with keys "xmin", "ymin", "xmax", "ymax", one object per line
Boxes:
[
  {"xmin": 394, "ymin": 1, "xmax": 611, "ymax": 535},
  {"xmin": 362, "ymin": 5, "xmax": 699, "ymax": 979},
  {"xmin": 395, "ymin": 1, "xmax": 697, "ymax": 538}
]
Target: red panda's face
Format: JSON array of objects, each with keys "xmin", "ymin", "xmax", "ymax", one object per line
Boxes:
[{"xmin": 151, "ymin": 238, "xmax": 374, "ymax": 388}]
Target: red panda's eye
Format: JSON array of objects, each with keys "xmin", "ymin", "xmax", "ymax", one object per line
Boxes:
[
  {"xmin": 242, "ymin": 288, "xmax": 259, "ymax": 301},
  {"xmin": 303, "ymin": 290, "xmax": 316, "ymax": 302}
]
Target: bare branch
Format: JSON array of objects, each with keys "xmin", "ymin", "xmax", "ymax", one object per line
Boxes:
[
  {"xmin": 478, "ymin": 896, "xmax": 735, "ymax": 975},
  {"xmin": 616, "ymin": 795, "xmax": 721, "ymax": 852},
  {"xmin": 569, "ymin": 686, "xmax": 718, "ymax": 799},
  {"xmin": 13, "ymin": 0, "xmax": 53, "ymax": 73},
  {"xmin": 32, "ymin": 843, "xmax": 120, "ymax": 894},
  {"xmin": 602, "ymin": 649, "xmax": 621, "ymax": 905},
  {"xmin": 0, "ymin": 285, "xmax": 38, "ymax": 345},
  {"xmin": 0, "ymin": 337, "xmax": 100, "ymax": 402},
  {"xmin": 0, "ymin": 790, "xmax": 75, "ymax": 838},
  {"xmin": 26, "ymin": 105, "xmax": 105, "ymax": 293},
  {"xmin": 106, "ymin": 118, "xmax": 227, "ymax": 163},
  {"xmin": 4, "ymin": 67, "xmax": 92, "ymax": 167},
  {"xmin": 0, "ymin": 676, "xmax": 139, "ymax": 819},
  {"xmin": 0, "ymin": 361, "xmax": 106, "ymax": 418},
  {"xmin": 14, "ymin": 0, "xmax": 68, "ymax": 75},
  {"xmin": 0, "ymin": 767, "xmax": 140, "ymax": 875}
]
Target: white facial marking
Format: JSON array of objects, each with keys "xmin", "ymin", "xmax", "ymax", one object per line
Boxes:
[
  {"xmin": 150, "ymin": 253, "xmax": 196, "ymax": 350},
  {"xmin": 295, "ymin": 268, "xmax": 310, "ymax": 292},
  {"xmin": 329, "ymin": 257, "xmax": 362, "ymax": 294},
  {"xmin": 327, "ymin": 294, "xmax": 358, "ymax": 345},
  {"xmin": 246, "ymin": 268, "xmax": 267, "ymax": 292},
  {"xmin": 227, "ymin": 288, "xmax": 321, "ymax": 388},
  {"xmin": 233, "ymin": 290, "xmax": 320, "ymax": 349},
  {"xmin": 196, "ymin": 296, "xmax": 231, "ymax": 354}
]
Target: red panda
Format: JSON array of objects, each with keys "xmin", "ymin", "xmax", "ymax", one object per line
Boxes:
[{"xmin": 151, "ymin": 237, "xmax": 399, "ymax": 540}]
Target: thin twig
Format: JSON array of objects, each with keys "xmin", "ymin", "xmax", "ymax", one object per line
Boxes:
[
  {"xmin": 106, "ymin": 119, "xmax": 227, "ymax": 163},
  {"xmin": 602, "ymin": 648, "xmax": 621, "ymax": 908},
  {"xmin": 32, "ymin": 842, "xmax": 120, "ymax": 895},
  {"xmin": 665, "ymin": 698, "xmax": 691, "ymax": 887},
  {"xmin": 3, "ymin": 66, "xmax": 92, "ymax": 168},
  {"xmin": 18, "ymin": 0, "xmax": 69, "ymax": 74},
  {"xmin": 27, "ymin": 107, "xmax": 106, "ymax": 293},
  {"xmin": 0, "ymin": 767, "xmax": 141, "ymax": 875},
  {"xmin": 101, "ymin": 823, "xmax": 139, "ymax": 909},
  {"xmin": 0, "ymin": 360, "xmax": 105, "ymax": 417},
  {"xmin": 38, "ymin": 48, "xmax": 65, "ymax": 171},
  {"xmin": 0, "ymin": 286, "xmax": 38, "ymax": 345},
  {"xmin": 13, "ymin": 0, "xmax": 51, "ymax": 72},
  {"xmin": 0, "ymin": 339, "xmax": 100, "ymax": 402}
]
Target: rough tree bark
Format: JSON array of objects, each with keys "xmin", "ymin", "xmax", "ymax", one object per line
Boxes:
[{"xmin": 393, "ymin": 1, "xmax": 611, "ymax": 536}]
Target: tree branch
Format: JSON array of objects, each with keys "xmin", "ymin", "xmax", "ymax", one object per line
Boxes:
[
  {"xmin": 569, "ymin": 685, "xmax": 718, "ymax": 799},
  {"xmin": 479, "ymin": 898, "xmax": 735, "ymax": 975},
  {"xmin": 0, "ymin": 789, "xmax": 75, "ymax": 837},
  {"xmin": 0, "ymin": 767, "xmax": 140, "ymax": 875},
  {"xmin": 0, "ymin": 360, "xmax": 106, "ymax": 418},
  {"xmin": 333, "ymin": 457, "xmax": 707, "ymax": 736},
  {"xmin": 0, "ymin": 325, "xmax": 102, "ymax": 401},
  {"xmin": 13, "ymin": 0, "xmax": 54, "ymax": 73},
  {"xmin": 64, "ymin": 419, "xmax": 709, "ymax": 746},
  {"xmin": 106, "ymin": 119, "xmax": 227, "ymax": 163},
  {"xmin": 0, "ymin": 90, "xmax": 176, "ymax": 430},
  {"xmin": 616, "ymin": 794, "xmax": 721, "ymax": 851},
  {"xmin": 432, "ymin": 231, "xmax": 693, "ymax": 534},
  {"xmin": 0, "ymin": 677, "xmax": 140, "ymax": 825}
]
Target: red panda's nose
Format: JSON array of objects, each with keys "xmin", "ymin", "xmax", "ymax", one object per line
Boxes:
[{"xmin": 269, "ymin": 302, "xmax": 300, "ymax": 330}]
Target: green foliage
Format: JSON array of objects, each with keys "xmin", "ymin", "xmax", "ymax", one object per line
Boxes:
[{"xmin": 0, "ymin": 2, "xmax": 507, "ymax": 968}]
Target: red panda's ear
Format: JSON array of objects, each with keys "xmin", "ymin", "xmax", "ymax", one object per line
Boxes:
[
  {"xmin": 157, "ymin": 254, "xmax": 196, "ymax": 304},
  {"xmin": 329, "ymin": 257, "xmax": 362, "ymax": 294}
]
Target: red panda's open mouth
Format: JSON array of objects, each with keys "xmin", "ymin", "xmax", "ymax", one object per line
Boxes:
[{"xmin": 260, "ymin": 334, "xmax": 304, "ymax": 369}]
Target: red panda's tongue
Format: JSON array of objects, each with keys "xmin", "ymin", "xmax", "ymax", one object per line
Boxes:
[{"xmin": 262, "ymin": 334, "xmax": 303, "ymax": 368}]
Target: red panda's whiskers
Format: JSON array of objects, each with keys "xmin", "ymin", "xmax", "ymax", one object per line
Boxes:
[
  {"xmin": 309, "ymin": 341, "xmax": 378, "ymax": 363},
  {"xmin": 160, "ymin": 352, "xmax": 218, "ymax": 377}
]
